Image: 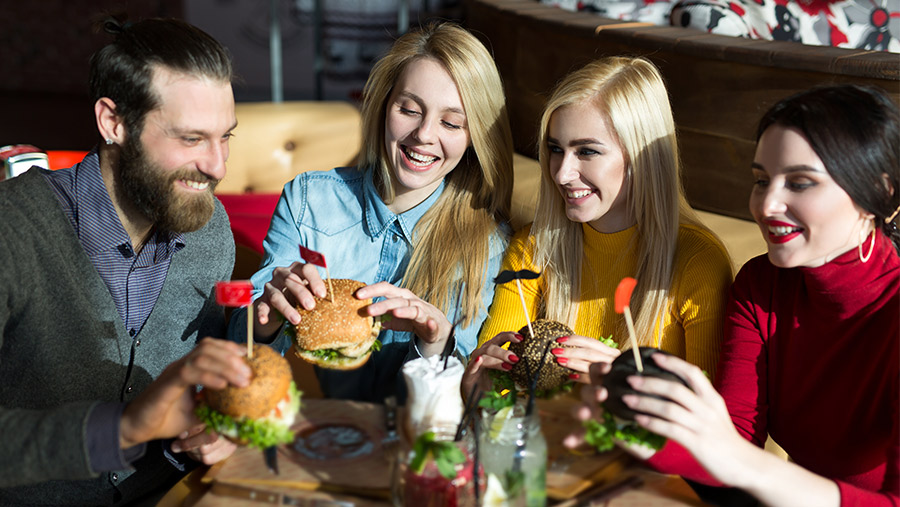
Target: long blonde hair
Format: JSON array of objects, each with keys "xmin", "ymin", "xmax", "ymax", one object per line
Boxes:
[
  {"xmin": 358, "ymin": 22, "xmax": 514, "ymax": 326},
  {"xmin": 533, "ymin": 57, "xmax": 708, "ymax": 347}
]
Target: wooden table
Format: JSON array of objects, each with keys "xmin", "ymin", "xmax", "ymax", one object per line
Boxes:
[
  {"xmin": 158, "ymin": 398, "xmax": 708, "ymax": 506},
  {"xmin": 160, "ymin": 465, "xmax": 706, "ymax": 506}
]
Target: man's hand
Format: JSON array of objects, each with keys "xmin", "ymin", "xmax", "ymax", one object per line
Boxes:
[
  {"xmin": 119, "ymin": 338, "xmax": 251, "ymax": 449},
  {"xmin": 171, "ymin": 424, "xmax": 238, "ymax": 465}
]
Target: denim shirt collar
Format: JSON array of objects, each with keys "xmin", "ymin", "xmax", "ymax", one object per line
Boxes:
[{"xmin": 362, "ymin": 168, "xmax": 445, "ymax": 241}]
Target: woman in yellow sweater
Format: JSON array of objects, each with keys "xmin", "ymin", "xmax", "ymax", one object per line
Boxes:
[{"xmin": 465, "ymin": 57, "xmax": 732, "ymax": 389}]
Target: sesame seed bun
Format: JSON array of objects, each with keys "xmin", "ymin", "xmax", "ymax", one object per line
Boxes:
[
  {"xmin": 508, "ymin": 319, "xmax": 575, "ymax": 393},
  {"xmin": 201, "ymin": 343, "xmax": 292, "ymax": 420},
  {"xmin": 290, "ymin": 279, "xmax": 382, "ymax": 370}
]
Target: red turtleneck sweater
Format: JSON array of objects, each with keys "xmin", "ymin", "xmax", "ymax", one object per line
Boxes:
[{"xmin": 648, "ymin": 231, "xmax": 899, "ymax": 506}]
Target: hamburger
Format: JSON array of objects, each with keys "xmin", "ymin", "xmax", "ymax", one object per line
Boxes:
[
  {"xmin": 290, "ymin": 278, "xmax": 382, "ymax": 370},
  {"xmin": 508, "ymin": 319, "xmax": 576, "ymax": 394},
  {"xmin": 195, "ymin": 343, "xmax": 301, "ymax": 449},
  {"xmin": 584, "ymin": 347, "xmax": 690, "ymax": 452},
  {"xmin": 603, "ymin": 347, "xmax": 690, "ymax": 420}
]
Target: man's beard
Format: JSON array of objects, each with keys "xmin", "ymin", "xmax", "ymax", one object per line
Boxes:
[{"xmin": 117, "ymin": 134, "xmax": 219, "ymax": 233}]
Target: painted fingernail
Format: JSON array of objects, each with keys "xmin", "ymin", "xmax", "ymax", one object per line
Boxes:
[
  {"xmin": 551, "ymin": 348, "xmax": 565, "ymax": 356},
  {"xmin": 556, "ymin": 336, "xmax": 569, "ymax": 343},
  {"xmin": 556, "ymin": 357, "xmax": 569, "ymax": 365},
  {"xmin": 508, "ymin": 354, "xmax": 519, "ymax": 363},
  {"xmin": 568, "ymin": 373, "xmax": 580, "ymax": 380},
  {"xmin": 513, "ymin": 333, "xmax": 524, "ymax": 341},
  {"xmin": 501, "ymin": 362, "xmax": 513, "ymax": 371},
  {"xmin": 171, "ymin": 443, "xmax": 182, "ymax": 453}
]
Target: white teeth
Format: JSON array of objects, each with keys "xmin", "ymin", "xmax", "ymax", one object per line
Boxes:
[
  {"xmin": 768, "ymin": 225, "xmax": 799, "ymax": 236},
  {"xmin": 183, "ymin": 180, "xmax": 209, "ymax": 191},
  {"xmin": 567, "ymin": 189, "xmax": 592, "ymax": 199},
  {"xmin": 404, "ymin": 147, "xmax": 438, "ymax": 166}
]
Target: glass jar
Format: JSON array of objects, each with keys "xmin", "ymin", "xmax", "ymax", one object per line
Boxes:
[
  {"xmin": 393, "ymin": 424, "xmax": 482, "ymax": 507},
  {"xmin": 479, "ymin": 404, "xmax": 547, "ymax": 506}
]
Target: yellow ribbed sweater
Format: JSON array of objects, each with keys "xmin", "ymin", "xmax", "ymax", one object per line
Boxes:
[{"xmin": 478, "ymin": 222, "xmax": 733, "ymax": 377}]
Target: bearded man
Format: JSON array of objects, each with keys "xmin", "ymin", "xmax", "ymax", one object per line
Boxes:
[{"xmin": 0, "ymin": 17, "xmax": 252, "ymax": 506}]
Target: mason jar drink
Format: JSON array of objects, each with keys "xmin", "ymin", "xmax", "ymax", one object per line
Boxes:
[
  {"xmin": 479, "ymin": 404, "xmax": 547, "ymax": 506},
  {"xmin": 394, "ymin": 425, "xmax": 482, "ymax": 507}
]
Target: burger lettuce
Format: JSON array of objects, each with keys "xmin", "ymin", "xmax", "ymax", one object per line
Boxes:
[
  {"xmin": 298, "ymin": 337, "xmax": 382, "ymax": 362},
  {"xmin": 583, "ymin": 411, "xmax": 666, "ymax": 452},
  {"xmin": 196, "ymin": 381, "xmax": 302, "ymax": 449}
]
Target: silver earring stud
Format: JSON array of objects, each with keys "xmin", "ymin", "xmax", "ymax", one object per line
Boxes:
[{"xmin": 105, "ymin": 138, "xmax": 114, "ymax": 145}]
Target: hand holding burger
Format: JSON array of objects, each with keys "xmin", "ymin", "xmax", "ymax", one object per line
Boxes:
[
  {"xmin": 195, "ymin": 343, "xmax": 301, "ymax": 450},
  {"xmin": 290, "ymin": 279, "xmax": 382, "ymax": 370}
]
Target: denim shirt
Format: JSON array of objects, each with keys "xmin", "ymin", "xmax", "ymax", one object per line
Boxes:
[{"xmin": 229, "ymin": 166, "xmax": 507, "ymax": 402}]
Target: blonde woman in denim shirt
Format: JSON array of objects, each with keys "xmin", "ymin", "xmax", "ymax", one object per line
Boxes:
[{"xmin": 230, "ymin": 22, "xmax": 514, "ymax": 402}]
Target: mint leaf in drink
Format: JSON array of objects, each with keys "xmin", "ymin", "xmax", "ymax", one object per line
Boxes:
[
  {"xmin": 410, "ymin": 431, "xmax": 434, "ymax": 473},
  {"xmin": 409, "ymin": 432, "xmax": 467, "ymax": 480},
  {"xmin": 478, "ymin": 370, "xmax": 517, "ymax": 411}
]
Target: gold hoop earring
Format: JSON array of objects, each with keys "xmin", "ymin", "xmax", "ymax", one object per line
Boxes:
[{"xmin": 858, "ymin": 223, "xmax": 876, "ymax": 263}]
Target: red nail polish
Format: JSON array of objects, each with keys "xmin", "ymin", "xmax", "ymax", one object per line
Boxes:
[
  {"xmin": 551, "ymin": 348, "xmax": 565, "ymax": 355},
  {"xmin": 556, "ymin": 357, "xmax": 569, "ymax": 365},
  {"xmin": 568, "ymin": 373, "xmax": 580, "ymax": 380},
  {"xmin": 556, "ymin": 336, "xmax": 569, "ymax": 343},
  {"xmin": 514, "ymin": 333, "xmax": 524, "ymax": 341},
  {"xmin": 508, "ymin": 354, "xmax": 519, "ymax": 363},
  {"xmin": 501, "ymin": 362, "xmax": 513, "ymax": 370}
]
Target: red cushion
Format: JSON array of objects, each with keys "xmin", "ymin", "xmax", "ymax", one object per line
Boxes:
[{"xmin": 216, "ymin": 193, "xmax": 280, "ymax": 255}]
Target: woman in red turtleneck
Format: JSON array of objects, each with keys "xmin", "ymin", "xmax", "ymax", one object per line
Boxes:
[{"xmin": 574, "ymin": 85, "xmax": 900, "ymax": 506}]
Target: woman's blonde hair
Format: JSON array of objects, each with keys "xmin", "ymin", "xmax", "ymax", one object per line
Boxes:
[
  {"xmin": 533, "ymin": 56, "xmax": 708, "ymax": 348},
  {"xmin": 358, "ymin": 22, "xmax": 514, "ymax": 327}
]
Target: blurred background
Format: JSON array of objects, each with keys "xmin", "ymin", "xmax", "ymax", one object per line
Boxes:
[{"xmin": 0, "ymin": 0, "xmax": 464, "ymax": 151}]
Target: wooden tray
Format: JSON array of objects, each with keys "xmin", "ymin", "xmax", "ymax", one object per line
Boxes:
[
  {"xmin": 206, "ymin": 399, "xmax": 392, "ymax": 499},
  {"xmin": 537, "ymin": 397, "xmax": 629, "ymax": 500}
]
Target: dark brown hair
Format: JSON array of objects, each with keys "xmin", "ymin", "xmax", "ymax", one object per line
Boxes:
[
  {"xmin": 89, "ymin": 17, "xmax": 233, "ymax": 138},
  {"xmin": 757, "ymin": 85, "xmax": 900, "ymax": 252}
]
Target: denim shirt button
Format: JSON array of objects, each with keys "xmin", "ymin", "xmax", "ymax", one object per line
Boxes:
[{"xmin": 392, "ymin": 234, "xmax": 399, "ymax": 243}]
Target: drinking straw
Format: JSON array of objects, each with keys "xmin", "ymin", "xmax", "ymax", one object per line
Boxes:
[
  {"xmin": 455, "ymin": 383, "xmax": 483, "ymax": 441},
  {"xmin": 472, "ymin": 417, "xmax": 481, "ymax": 505},
  {"xmin": 442, "ymin": 282, "xmax": 466, "ymax": 371},
  {"xmin": 512, "ymin": 339, "xmax": 555, "ymax": 474}
]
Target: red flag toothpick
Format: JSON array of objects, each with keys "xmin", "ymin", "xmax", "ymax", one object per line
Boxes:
[
  {"xmin": 216, "ymin": 280, "xmax": 255, "ymax": 358},
  {"xmin": 614, "ymin": 277, "xmax": 643, "ymax": 372},
  {"xmin": 300, "ymin": 245, "xmax": 334, "ymax": 302}
]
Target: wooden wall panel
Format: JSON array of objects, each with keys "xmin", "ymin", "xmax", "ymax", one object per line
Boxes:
[{"xmin": 465, "ymin": 0, "xmax": 900, "ymax": 219}]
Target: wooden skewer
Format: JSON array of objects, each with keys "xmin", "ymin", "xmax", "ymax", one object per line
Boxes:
[
  {"xmin": 623, "ymin": 306, "xmax": 642, "ymax": 372},
  {"xmin": 325, "ymin": 266, "xmax": 334, "ymax": 303},
  {"xmin": 515, "ymin": 278, "xmax": 534, "ymax": 340},
  {"xmin": 246, "ymin": 303, "xmax": 253, "ymax": 359}
]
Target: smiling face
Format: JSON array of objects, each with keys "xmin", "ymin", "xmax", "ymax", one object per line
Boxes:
[
  {"xmin": 750, "ymin": 124, "xmax": 870, "ymax": 268},
  {"xmin": 547, "ymin": 100, "xmax": 632, "ymax": 233},
  {"xmin": 118, "ymin": 66, "xmax": 236, "ymax": 232},
  {"xmin": 383, "ymin": 57, "xmax": 470, "ymax": 213}
]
